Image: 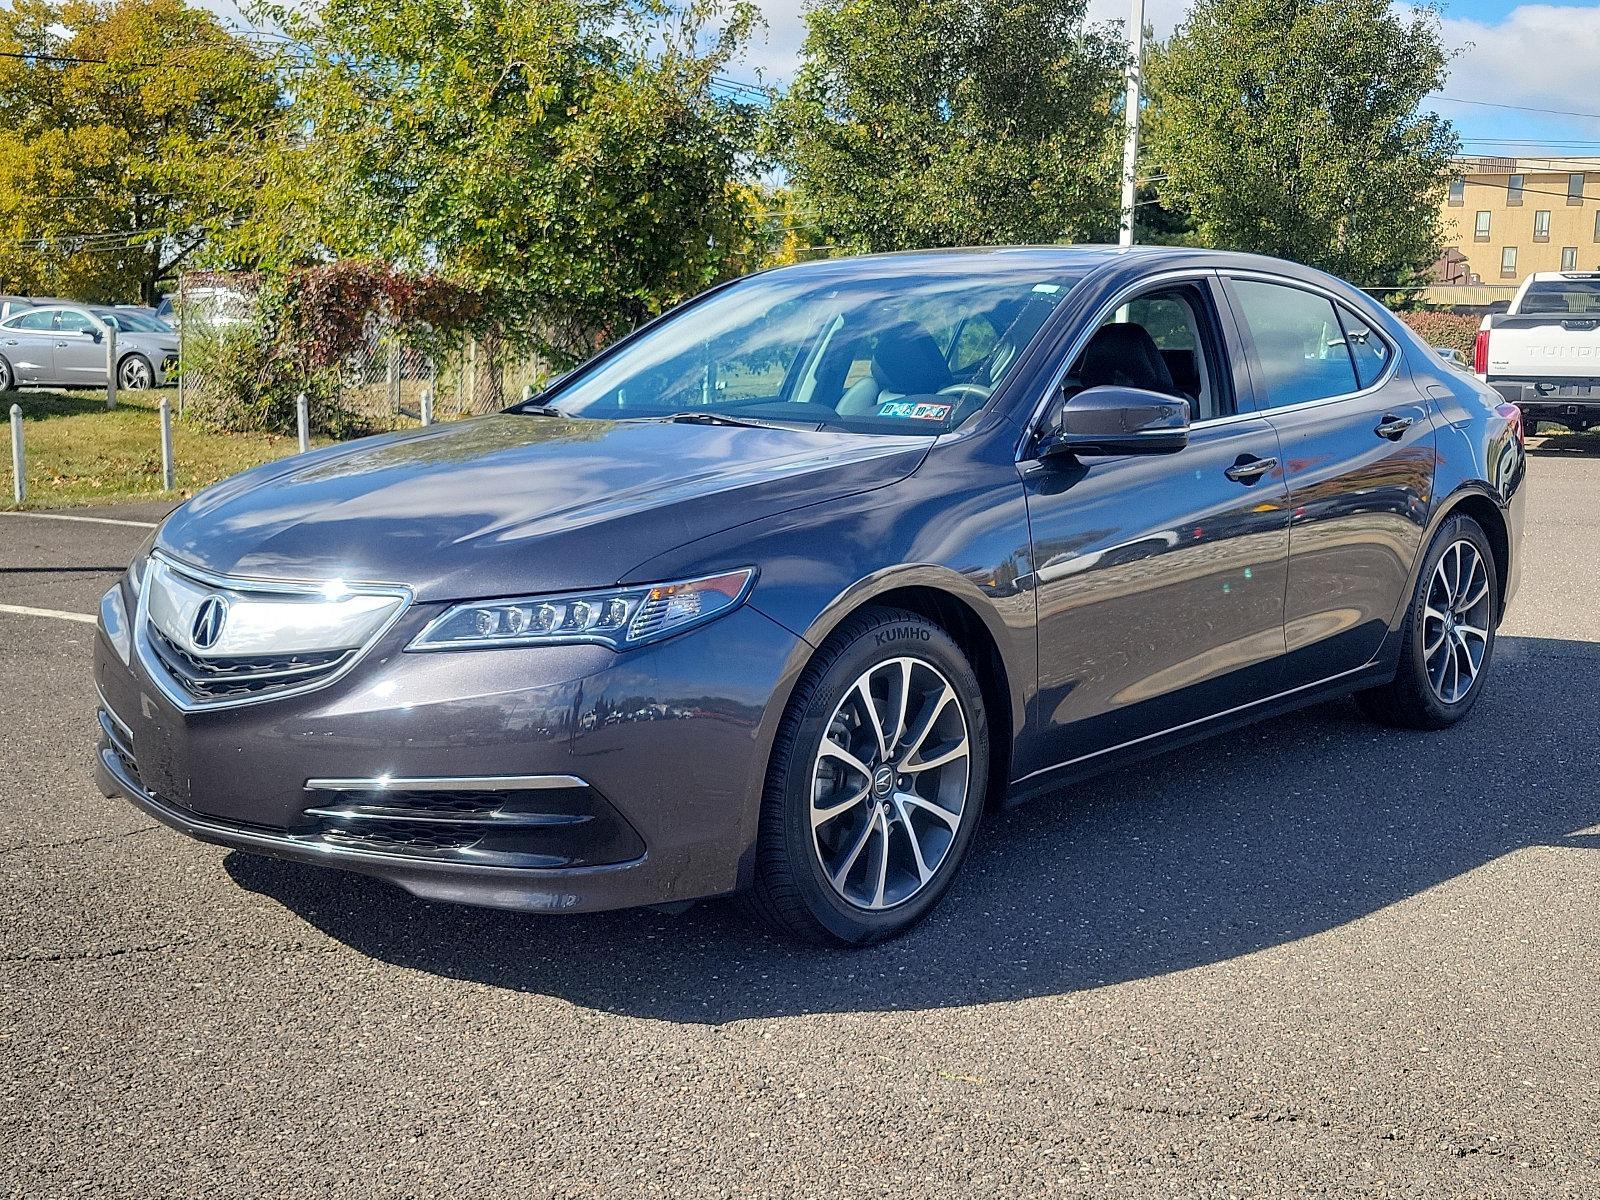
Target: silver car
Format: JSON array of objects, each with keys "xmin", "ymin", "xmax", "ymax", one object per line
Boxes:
[{"xmin": 0, "ymin": 303, "xmax": 178, "ymax": 392}]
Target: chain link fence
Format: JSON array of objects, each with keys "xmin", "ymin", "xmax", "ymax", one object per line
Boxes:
[{"xmin": 175, "ymin": 273, "xmax": 556, "ymax": 428}]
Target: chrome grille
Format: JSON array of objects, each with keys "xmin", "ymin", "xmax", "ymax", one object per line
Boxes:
[
  {"xmin": 133, "ymin": 554, "xmax": 409, "ymax": 711},
  {"xmin": 147, "ymin": 626, "xmax": 353, "ymax": 701}
]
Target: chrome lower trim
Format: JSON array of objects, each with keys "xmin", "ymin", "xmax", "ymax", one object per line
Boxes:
[
  {"xmin": 303, "ymin": 804, "xmax": 590, "ymax": 827},
  {"xmin": 94, "ymin": 684, "xmax": 134, "ymax": 743},
  {"xmin": 304, "ymin": 773, "xmax": 589, "ymax": 792},
  {"xmin": 99, "ymin": 747, "xmax": 594, "ymax": 876},
  {"xmin": 1011, "ymin": 661, "xmax": 1381, "ymax": 787}
]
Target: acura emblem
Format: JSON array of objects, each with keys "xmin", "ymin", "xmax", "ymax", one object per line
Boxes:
[{"xmin": 191, "ymin": 596, "xmax": 228, "ymax": 651}]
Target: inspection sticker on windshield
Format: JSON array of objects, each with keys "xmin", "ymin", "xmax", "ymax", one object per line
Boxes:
[{"xmin": 878, "ymin": 401, "xmax": 952, "ymax": 421}]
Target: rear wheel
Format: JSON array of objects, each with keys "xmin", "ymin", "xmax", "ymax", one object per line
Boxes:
[
  {"xmin": 749, "ymin": 607, "xmax": 988, "ymax": 945},
  {"xmin": 0, "ymin": 355, "xmax": 13, "ymax": 392},
  {"xmin": 1357, "ymin": 514, "xmax": 1497, "ymax": 729}
]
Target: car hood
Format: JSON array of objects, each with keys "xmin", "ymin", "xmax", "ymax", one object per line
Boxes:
[{"xmin": 158, "ymin": 414, "xmax": 932, "ymax": 601}]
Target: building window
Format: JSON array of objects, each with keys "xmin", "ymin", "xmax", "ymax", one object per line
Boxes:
[
  {"xmin": 1448, "ymin": 179, "xmax": 1464, "ymax": 207},
  {"xmin": 1594, "ymin": 209, "xmax": 1600, "ymax": 242},
  {"xmin": 1507, "ymin": 174, "xmax": 1524, "ymax": 205},
  {"xmin": 1475, "ymin": 211, "xmax": 1491, "ymax": 241},
  {"xmin": 1534, "ymin": 210, "xmax": 1551, "ymax": 242},
  {"xmin": 1569, "ymin": 173, "xmax": 1587, "ymax": 205},
  {"xmin": 1562, "ymin": 246, "xmax": 1579, "ymax": 271},
  {"xmin": 1501, "ymin": 246, "xmax": 1518, "ymax": 278}
]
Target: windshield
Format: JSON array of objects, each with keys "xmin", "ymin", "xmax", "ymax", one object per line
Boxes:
[
  {"xmin": 96, "ymin": 310, "xmax": 171, "ymax": 333},
  {"xmin": 1521, "ymin": 279, "xmax": 1600, "ymax": 315},
  {"xmin": 533, "ymin": 264, "xmax": 1083, "ymax": 434}
]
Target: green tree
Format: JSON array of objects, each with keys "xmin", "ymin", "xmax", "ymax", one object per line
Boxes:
[
  {"xmin": 259, "ymin": 0, "xmax": 763, "ymax": 364},
  {"xmin": 772, "ymin": 0, "xmax": 1126, "ymax": 253},
  {"xmin": 1144, "ymin": 0, "xmax": 1458, "ymax": 286},
  {"xmin": 0, "ymin": 0, "xmax": 281, "ymax": 303}
]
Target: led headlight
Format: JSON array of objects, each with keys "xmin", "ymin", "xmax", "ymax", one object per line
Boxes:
[{"xmin": 410, "ymin": 569, "xmax": 756, "ymax": 651}]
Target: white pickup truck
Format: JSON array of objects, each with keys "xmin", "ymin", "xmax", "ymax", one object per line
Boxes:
[{"xmin": 1476, "ymin": 272, "xmax": 1600, "ymax": 434}]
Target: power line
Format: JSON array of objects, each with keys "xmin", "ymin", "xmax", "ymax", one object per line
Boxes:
[{"xmin": 1433, "ymin": 94, "xmax": 1600, "ymax": 122}]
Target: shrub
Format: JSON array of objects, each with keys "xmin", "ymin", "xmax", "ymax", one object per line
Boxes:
[
  {"xmin": 1397, "ymin": 310, "xmax": 1479, "ymax": 359},
  {"xmin": 179, "ymin": 263, "xmax": 493, "ymax": 435}
]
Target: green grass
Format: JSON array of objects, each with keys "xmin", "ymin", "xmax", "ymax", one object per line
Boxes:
[{"xmin": 1, "ymin": 387, "xmax": 329, "ymax": 510}]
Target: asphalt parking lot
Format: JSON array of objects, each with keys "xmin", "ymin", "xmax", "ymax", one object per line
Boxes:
[{"xmin": 2, "ymin": 451, "xmax": 1598, "ymax": 1198}]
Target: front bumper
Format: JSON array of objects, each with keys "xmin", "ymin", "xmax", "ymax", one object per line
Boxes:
[{"xmin": 94, "ymin": 592, "xmax": 804, "ymax": 913}]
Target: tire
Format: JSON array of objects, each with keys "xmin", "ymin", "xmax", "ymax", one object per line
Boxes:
[
  {"xmin": 118, "ymin": 353, "xmax": 154, "ymax": 391},
  {"xmin": 748, "ymin": 606, "xmax": 989, "ymax": 946},
  {"xmin": 1357, "ymin": 514, "xmax": 1498, "ymax": 730},
  {"xmin": 0, "ymin": 355, "xmax": 12, "ymax": 392}
]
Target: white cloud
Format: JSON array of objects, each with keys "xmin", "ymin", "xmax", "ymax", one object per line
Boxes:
[
  {"xmin": 1436, "ymin": 4, "xmax": 1600, "ymax": 137},
  {"xmin": 739, "ymin": 0, "xmax": 809, "ymax": 83},
  {"xmin": 733, "ymin": 0, "xmax": 1184, "ymax": 84},
  {"xmin": 1084, "ymin": 0, "xmax": 1189, "ymax": 37}
]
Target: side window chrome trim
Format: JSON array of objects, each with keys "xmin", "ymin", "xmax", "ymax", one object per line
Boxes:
[
  {"xmin": 1219, "ymin": 270, "xmax": 1403, "ymax": 418},
  {"xmin": 1018, "ymin": 267, "xmax": 1224, "ymax": 459}
]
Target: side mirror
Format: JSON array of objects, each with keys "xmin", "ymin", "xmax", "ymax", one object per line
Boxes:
[
  {"xmin": 82, "ymin": 328, "xmax": 102, "ymax": 342},
  {"xmin": 1040, "ymin": 385, "xmax": 1190, "ymax": 458}
]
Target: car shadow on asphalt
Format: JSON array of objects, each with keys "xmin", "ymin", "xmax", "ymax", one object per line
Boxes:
[{"xmin": 225, "ymin": 634, "xmax": 1600, "ymax": 1023}]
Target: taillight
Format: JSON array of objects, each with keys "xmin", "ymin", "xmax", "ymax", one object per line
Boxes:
[{"xmin": 1473, "ymin": 328, "xmax": 1489, "ymax": 376}]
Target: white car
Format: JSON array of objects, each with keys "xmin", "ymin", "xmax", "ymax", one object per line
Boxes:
[{"xmin": 0, "ymin": 303, "xmax": 179, "ymax": 392}]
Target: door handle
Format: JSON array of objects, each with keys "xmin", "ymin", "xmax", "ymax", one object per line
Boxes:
[
  {"xmin": 1225, "ymin": 455, "xmax": 1278, "ymax": 484},
  {"xmin": 1374, "ymin": 414, "xmax": 1414, "ymax": 440}
]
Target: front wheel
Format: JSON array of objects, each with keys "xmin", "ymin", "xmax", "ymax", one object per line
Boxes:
[
  {"xmin": 749, "ymin": 607, "xmax": 989, "ymax": 945},
  {"xmin": 0, "ymin": 355, "xmax": 13, "ymax": 392},
  {"xmin": 117, "ymin": 354, "xmax": 154, "ymax": 391},
  {"xmin": 1357, "ymin": 514, "xmax": 1498, "ymax": 729}
]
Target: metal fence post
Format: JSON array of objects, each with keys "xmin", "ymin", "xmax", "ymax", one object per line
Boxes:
[
  {"xmin": 8, "ymin": 403, "xmax": 23, "ymax": 506},
  {"xmin": 296, "ymin": 392, "xmax": 310, "ymax": 453},
  {"xmin": 159, "ymin": 396, "xmax": 175, "ymax": 491},
  {"xmin": 420, "ymin": 387, "xmax": 434, "ymax": 426},
  {"xmin": 387, "ymin": 345, "xmax": 401, "ymax": 415},
  {"xmin": 104, "ymin": 322, "xmax": 118, "ymax": 409}
]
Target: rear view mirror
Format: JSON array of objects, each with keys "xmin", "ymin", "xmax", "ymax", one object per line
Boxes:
[{"xmin": 1041, "ymin": 385, "xmax": 1190, "ymax": 458}]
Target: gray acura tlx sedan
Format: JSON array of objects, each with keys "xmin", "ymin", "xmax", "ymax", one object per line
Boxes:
[{"xmin": 94, "ymin": 246, "xmax": 1526, "ymax": 945}]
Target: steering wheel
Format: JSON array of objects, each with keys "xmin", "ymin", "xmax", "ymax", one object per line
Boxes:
[{"xmin": 937, "ymin": 382, "xmax": 993, "ymax": 403}]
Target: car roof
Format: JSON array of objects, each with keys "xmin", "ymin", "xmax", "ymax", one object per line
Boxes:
[{"xmin": 757, "ymin": 244, "xmax": 1360, "ymax": 291}]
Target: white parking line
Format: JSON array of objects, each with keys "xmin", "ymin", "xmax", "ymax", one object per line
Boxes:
[
  {"xmin": 0, "ymin": 603, "xmax": 97, "ymax": 625},
  {"xmin": 0, "ymin": 511, "xmax": 158, "ymax": 529}
]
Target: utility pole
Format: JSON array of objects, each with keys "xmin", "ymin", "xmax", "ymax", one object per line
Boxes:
[{"xmin": 1118, "ymin": 0, "xmax": 1146, "ymax": 247}]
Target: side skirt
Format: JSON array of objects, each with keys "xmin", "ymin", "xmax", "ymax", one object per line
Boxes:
[{"xmin": 1003, "ymin": 661, "xmax": 1393, "ymax": 807}]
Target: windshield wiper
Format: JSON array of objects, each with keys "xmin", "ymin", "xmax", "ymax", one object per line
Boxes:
[{"xmin": 662, "ymin": 411, "xmax": 775, "ymax": 428}]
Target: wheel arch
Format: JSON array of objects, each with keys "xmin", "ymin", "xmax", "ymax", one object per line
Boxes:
[
  {"xmin": 1431, "ymin": 486, "xmax": 1512, "ymax": 623},
  {"xmin": 788, "ymin": 568, "xmax": 1021, "ymax": 807}
]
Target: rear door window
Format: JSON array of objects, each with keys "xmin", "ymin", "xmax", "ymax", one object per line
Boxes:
[
  {"xmin": 1231, "ymin": 280, "xmax": 1359, "ymax": 408},
  {"xmin": 1335, "ymin": 307, "xmax": 1392, "ymax": 389},
  {"xmin": 9, "ymin": 309, "xmax": 56, "ymax": 331}
]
